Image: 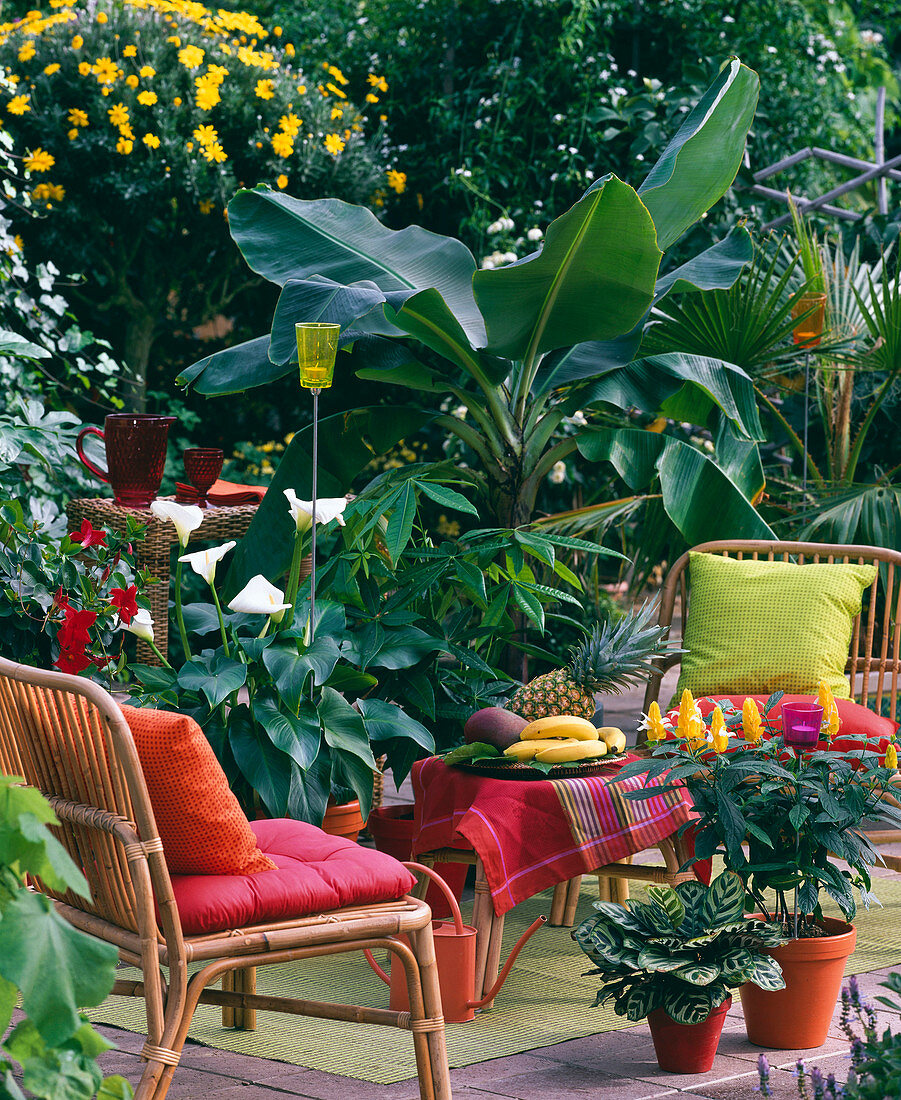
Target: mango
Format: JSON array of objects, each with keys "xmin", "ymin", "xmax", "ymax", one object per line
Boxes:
[{"xmin": 464, "ymin": 706, "xmax": 529, "ymax": 750}]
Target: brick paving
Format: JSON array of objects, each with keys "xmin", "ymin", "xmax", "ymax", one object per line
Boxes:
[{"xmin": 92, "ymin": 673, "xmax": 901, "ymax": 1098}]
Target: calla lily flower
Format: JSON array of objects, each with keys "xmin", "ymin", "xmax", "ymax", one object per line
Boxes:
[
  {"xmin": 228, "ymin": 574, "xmax": 291, "ymax": 623},
  {"xmin": 284, "ymin": 489, "xmax": 347, "ymax": 532},
  {"xmin": 178, "ymin": 540, "xmax": 236, "ymax": 585},
  {"xmin": 123, "ymin": 608, "xmax": 155, "ymax": 643},
  {"xmin": 150, "ymin": 500, "xmax": 203, "ymax": 547}
]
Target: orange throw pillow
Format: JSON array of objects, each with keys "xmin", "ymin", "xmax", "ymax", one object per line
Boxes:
[{"xmin": 121, "ymin": 706, "xmax": 275, "ymax": 876}]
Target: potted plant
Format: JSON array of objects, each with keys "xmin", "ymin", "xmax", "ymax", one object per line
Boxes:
[
  {"xmin": 573, "ymin": 869, "xmax": 786, "ymax": 1073},
  {"xmin": 620, "ymin": 690, "xmax": 901, "ymax": 1049}
]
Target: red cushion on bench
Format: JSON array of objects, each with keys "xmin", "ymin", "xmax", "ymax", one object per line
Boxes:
[
  {"xmin": 170, "ymin": 818, "xmax": 418, "ymax": 935},
  {"xmin": 664, "ymin": 694, "xmax": 897, "ymax": 750}
]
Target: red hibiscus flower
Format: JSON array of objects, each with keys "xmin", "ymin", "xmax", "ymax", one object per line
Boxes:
[
  {"xmin": 57, "ymin": 606, "xmax": 97, "ymax": 650},
  {"xmin": 54, "ymin": 646, "xmax": 93, "ymax": 675},
  {"xmin": 70, "ymin": 519, "xmax": 107, "ymax": 548},
  {"xmin": 109, "ymin": 585, "xmax": 139, "ymax": 625}
]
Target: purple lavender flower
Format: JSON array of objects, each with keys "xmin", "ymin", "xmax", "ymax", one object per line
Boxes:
[{"xmin": 756, "ymin": 1053, "xmax": 773, "ymax": 1096}]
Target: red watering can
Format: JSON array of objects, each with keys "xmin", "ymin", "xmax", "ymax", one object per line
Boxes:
[{"xmin": 366, "ymin": 862, "xmax": 546, "ymax": 1022}]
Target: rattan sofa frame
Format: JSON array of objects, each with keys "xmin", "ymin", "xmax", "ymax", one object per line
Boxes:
[{"xmin": 0, "ymin": 657, "xmax": 451, "ymax": 1100}]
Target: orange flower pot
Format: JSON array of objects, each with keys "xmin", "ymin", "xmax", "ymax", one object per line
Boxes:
[
  {"xmin": 741, "ymin": 916, "xmax": 856, "ymax": 1049},
  {"xmin": 321, "ymin": 798, "xmax": 366, "ymax": 842}
]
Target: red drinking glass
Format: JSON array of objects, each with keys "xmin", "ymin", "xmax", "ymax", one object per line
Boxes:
[
  {"xmin": 183, "ymin": 447, "xmax": 223, "ymax": 506},
  {"xmin": 76, "ymin": 414, "xmax": 177, "ymax": 507},
  {"xmin": 782, "ymin": 702, "xmax": 824, "ymax": 750}
]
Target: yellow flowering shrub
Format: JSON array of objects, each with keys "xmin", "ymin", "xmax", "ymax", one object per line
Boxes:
[{"xmin": 0, "ymin": 0, "xmax": 400, "ymax": 396}]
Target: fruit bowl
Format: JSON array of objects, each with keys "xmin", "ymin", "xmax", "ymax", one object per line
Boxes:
[{"xmin": 452, "ymin": 754, "xmax": 629, "ymax": 780}]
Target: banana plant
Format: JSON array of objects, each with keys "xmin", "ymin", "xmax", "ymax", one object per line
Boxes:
[{"xmin": 182, "ymin": 60, "xmax": 770, "ymax": 538}]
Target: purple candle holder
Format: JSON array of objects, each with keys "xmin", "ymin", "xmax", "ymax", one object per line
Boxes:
[{"xmin": 782, "ymin": 702, "xmax": 824, "ymax": 750}]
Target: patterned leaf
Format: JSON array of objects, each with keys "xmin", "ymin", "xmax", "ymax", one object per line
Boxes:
[
  {"xmin": 719, "ymin": 947, "xmax": 755, "ymax": 983},
  {"xmin": 671, "ymin": 962, "xmax": 720, "ymax": 986},
  {"xmin": 646, "ymin": 885, "xmax": 685, "ymax": 929},
  {"xmin": 637, "ymin": 946, "xmax": 696, "ymax": 972},
  {"xmin": 701, "ymin": 870, "xmax": 746, "ymax": 926},
  {"xmin": 663, "ymin": 986, "xmax": 719, "ymax": 1025},
  {"xmin": 741, "ymin": 956, "xmax": 786, "ymax": 991},
  {"xmin": 623, "ymin": 983, "xmax": 662, "ymax": 1022}
]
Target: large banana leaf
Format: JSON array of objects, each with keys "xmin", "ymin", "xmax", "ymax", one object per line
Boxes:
[
  {"xmin": 579, "ymin": 353, "xmax": 763, "ymax": 440},
  {"xmin": 532, "ymin": 229, "xmax": 753, "ymax": 396},
  {"xmin": 472, "ymin": 176, "xmax": 661, "ymax": 360},
  {"xmin": 178, "ymin": 335, "xmax": 291, "ymax": 395},
  {"xmin": 348, "ymin": 334, "xmax": 448, "ymax": 392},
  {"xmin": 227, "ymin": 187, "xmax": 486, "ymax": 345},
  {"xmin": 577, "ymin": 427, "xmax": 774, "ymax": 543},
  {"xmin": 222, "ymin": 406, "xmax": 433, "ymax": 599},
  {"xmin": 635, "ymin": 59, "xmax": 759, "ymax": 251}
]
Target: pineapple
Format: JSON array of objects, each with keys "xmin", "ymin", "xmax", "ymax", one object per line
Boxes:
[{"xmin": 506, "ymin": 599, "xmax": 677, "ymax": 722}]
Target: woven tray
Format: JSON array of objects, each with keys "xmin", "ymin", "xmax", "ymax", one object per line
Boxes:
[{"xmin": 454, "ymin": 754, "xmax": 627, "ymax": 780}]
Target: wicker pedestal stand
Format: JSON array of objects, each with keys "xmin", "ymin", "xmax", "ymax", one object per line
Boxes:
[{"xmin": 66, "ymin": 497, "xmax": 260, "ymax": 665}]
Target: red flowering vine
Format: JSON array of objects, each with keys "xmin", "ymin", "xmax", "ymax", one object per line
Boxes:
[
  {"xmin": 109, "ymin": 585, "xmax": 139, "ymax": 625},
  {"xmin": 69, "ymin": 519, "xmax": 107, "ymax": 549}
]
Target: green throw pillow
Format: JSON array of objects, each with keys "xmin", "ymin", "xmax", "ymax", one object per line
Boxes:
[{"xmin": 675, "ymin": 552, "xmax": 877, "ymax": 700}]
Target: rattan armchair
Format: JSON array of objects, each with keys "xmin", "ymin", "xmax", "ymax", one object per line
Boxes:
[{"xmin": 0, "ymin": 657, "xmax": 451, "ymax": 1100}]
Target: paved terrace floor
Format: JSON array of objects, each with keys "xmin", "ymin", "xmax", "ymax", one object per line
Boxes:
[{"xmin": 91, "ymin": 672, "xmax": 901, "ymax": 1099}]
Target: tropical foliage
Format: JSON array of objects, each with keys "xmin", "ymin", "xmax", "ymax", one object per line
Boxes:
[
  {"xmin": 0, "ymin": 0, "xmax": 399, "ymax": 406},
  {"xmin": 183, "ymin": 60, "xmax": 777, "ymax": 562},
  {"xmin": 573, "ymin": 870, "xmax": 786, "ymax": 1024},
  {"xmin": 0, "ymin": 775, "xmax": 131, "ymax": 1100}
]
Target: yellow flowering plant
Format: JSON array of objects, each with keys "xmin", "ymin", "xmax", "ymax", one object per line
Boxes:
[
  {"xmin": 0, "ymin": 0, "xmax": 399, "ymax": 407},
  {"xmin": 619, "ymin": 687, "xmax": 901, "ymax": 931}
]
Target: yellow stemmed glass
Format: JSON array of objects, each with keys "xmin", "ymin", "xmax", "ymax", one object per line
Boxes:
[
  {"xmin": 295, "ymin": 322, "xmax": 340, "ymax": 641},
  {"xmin": 296, "ymin": 322, "xmax": 339, "ymax": 389}
]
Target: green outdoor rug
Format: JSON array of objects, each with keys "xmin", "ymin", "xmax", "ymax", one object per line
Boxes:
[{"xmin": 89, "ymin": 876, "xmax": 901, "ymax": 1084}]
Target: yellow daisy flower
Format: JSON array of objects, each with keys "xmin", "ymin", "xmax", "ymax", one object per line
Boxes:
[
  {"xmin": 24, "ymin": 147, "xmax": 54, "ymax": 172},
  {"xmin": 200, "ymin": 141, "xmax": 226, "ymax": 163},
  {"xmin": 116, "ymin": 136, "xmax": 133, "ymax": 154},
  {"xmin": 137, "ymin": 90, "xmax": 157, "ymax": 105},
  {"xmin": 123, "ymin": 45, "xmax": 137, "ymax": 58},
  {"xmin": 18, "ymin": 42, "xmax": 36, "ymax": 63},
  {"xmin": 192, "ymin": 124, "xmax": 217, "ymax": 146},
  {"xmin": 195, "ymin": 84, "xmax": 219, "ymax": 110},
  {"xmin": 67, "ymin": 127, "xmax": 78, "ymax": 139},
  {"xmin": 142, "ymin": 132, "xmax": 160, "ymax": 148},
  {"xmin": 276, "ymin": 173, "xmax": 288, "ymax": 188},
  {"xmin": 271, "ymin": 131, "xmax": 292, "ymax": 157},
  {"xmin": 7, "ymin": 94, "xmax": 30, "ymax": 115},
  {"xmin": 92, "ymin": 57, "xmax": 119, "ymax": 84},
  {"xmin": 107, "ymin": 102, "xmax": 129, "ymax": 128},
  {"xmin": 387, "ymin": 169, "xmax": 406, "ymax": 194},
  {"xmin": 284, "ymin": 43, "xmax": 295, "ymax": 58},
  {"xmin": 198, "ymin": 198, "xmax": 214, "ymax": 213},
  {"xmin": 71, "ymin": 34, "xmax": 83, "ymax": 49},
  {"xmin": 78, "ymin": 61, "xmax": 91, "ymax": 76},
  {"xmin": 68, "ymin": 108, "xmax": 88, "ymax": 127},
  {"xmin": 324, "ymin": 133, "xmax": 344, "ymax": 155},
  {"xmin": 139, "ymin": 65, "xmax": 155, "ymax": 78},
  {"xmin": 254, "ymin": 78, "xmax": 274, "ymax": 99},
  {"xmin": 365, "ymin": 93, "xmax": 378, "ymax": 104},
  {"xmin": 43, "ymin": 63, "xmax": 60, "ymax": 75},
  {"xmin": 173, "ymin": 95, "xmax": 182, "ymax": 106},
  {"xmin": 204, "ymin": 64, "xmax": 228, "ymax": 85},
  {"xmin": 48, "ymin": 183, "xmax": 64, "ymax": 201},
  {"xmin": 278, "ymin": 112, "xmax": 301, "ymax": 136},
  {"xmin": 178, "ymin": 44, "xmax": 204, "ymax": 69},
  {"xmin": 125, "ymin": 74, "xmax": 138, "ymax": 88},
  {"xmin": 96, "ymin": 11, "xmax": 108, "ymax": 23},
  {"xmin": 325, "ymin": 82, "xmax": 346, "ymax": 99}
]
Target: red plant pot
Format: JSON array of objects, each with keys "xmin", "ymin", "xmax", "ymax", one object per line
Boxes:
[
  {"xmin": 648, "ymin": 996, "xmax": 731, "ymax": 1073},
  {"xmin": 367, "ymin": 804, "xmax": 468, "ymax": 920}
]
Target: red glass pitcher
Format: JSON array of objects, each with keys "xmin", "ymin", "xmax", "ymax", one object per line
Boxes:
[{"xmin": 76, "ymin": 414, "xmax": 177, "ymax": 507}]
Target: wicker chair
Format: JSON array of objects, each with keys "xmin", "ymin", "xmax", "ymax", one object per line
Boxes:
[
  {"xmin": 0, "ymin": 657, "xmax": 451, "ymax": 1100},
  {"xmin": 640, "ymin": 538, "xmax": 901, "ymax": 863}
]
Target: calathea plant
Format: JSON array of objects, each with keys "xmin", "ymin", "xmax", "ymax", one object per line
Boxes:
[
  {"xmin": 182, "ymin": 59, "xmax": 775, "ymax": 545},
  {"xmin": 573, "ymin": 870, "xmax": 786, "ymax": 1024}
]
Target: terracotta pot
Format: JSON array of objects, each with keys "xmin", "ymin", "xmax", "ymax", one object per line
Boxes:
[
  {"xmin": 648, "ymin": 996, "xmax": 731, "ymax": 1073},
  {"xmin": 367, "ymin": 804, "xmax": 468, "ymax": 920},
  {"xmin": 321, "ymin": 799, "xmax": 366, "ymax": 842},
  {"xmin": 741, "ymin": 916, "xmax": 856, "ymax": 1049}
]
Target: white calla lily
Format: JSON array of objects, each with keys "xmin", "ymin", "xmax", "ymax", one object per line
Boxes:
[
  {"xmin": 150, "ymin": 500, "xmax": 203, "ymax": 547},
  {"xmin": 284, "ymin": 489, "xmax": 348, "ymax": 532},
  {"xmin": 123, "ymin": 608, "xmax": 155, "ymax": 643},
  {"xmin": 228, "ymin": 575, "xmax": 291, "ymax": 623},
  {"xmin": 178, "ymin": 540, "xmax": 236, "ymax": 585}
]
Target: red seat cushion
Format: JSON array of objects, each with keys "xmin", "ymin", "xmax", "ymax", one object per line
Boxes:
[
  {"xmin": 170, "ymin": 818, "xmax": 418, "ymax": 935},
  {"xmin": 121, "ymin": 705, "xmax": 275, "ymax": 876},
  {"xmin": 664, "ymin": 694, "xmax": 897, "ymax": 751}
]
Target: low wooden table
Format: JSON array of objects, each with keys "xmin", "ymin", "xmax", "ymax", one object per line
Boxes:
[{"xmin": 66, "ymin": 497, "xmax": 260, "ymax": 664}]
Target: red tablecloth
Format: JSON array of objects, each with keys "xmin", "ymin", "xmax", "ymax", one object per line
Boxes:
[{"xmin": 411, "ymin": 756, "xmax": 695, "ymax": 916}]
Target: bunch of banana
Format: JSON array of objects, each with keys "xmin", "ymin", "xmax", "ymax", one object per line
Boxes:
[{"xmin": 502, "ymin": 716, "xmax": 627, "ymax": 764}]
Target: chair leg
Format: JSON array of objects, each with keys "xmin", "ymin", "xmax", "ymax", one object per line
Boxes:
[
  {"xmin": 548, "ymin": 881, "xmax": 568, "ymax": 925},
  {"xmin": 562, "ymin": 875, "xmax": 583, "ymax": 925},
  {"xmin": 407, "ymin": 925, "xmax": 453, "ymax": 1100},
  {"xmin": 221, "ymin": 970, "xmax": 234, "ymax": 1028},
  {"xmin": 597, "ymin": 873, "xmax": 630, "ymax": 903},
  {"xmin": 233, "ymin": 967, "xmax": 257, "ymax": 1031},
  {"xmin": 471, "ymin": 860, "xmax": 493, "ymax": 999}
]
